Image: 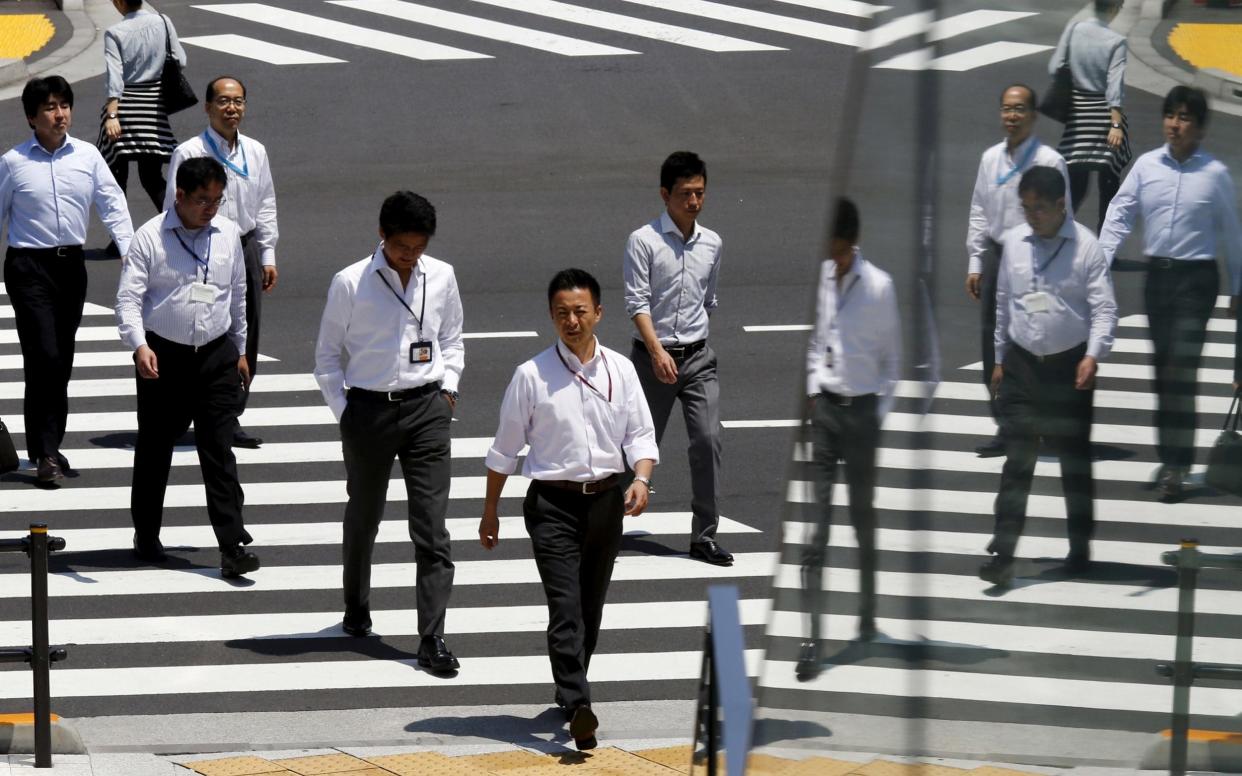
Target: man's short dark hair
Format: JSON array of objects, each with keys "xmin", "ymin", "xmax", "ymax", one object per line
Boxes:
[
  {"xmin": 122, "ymin": 0, "xmax": 143, "ymax": 10},
  {"xmin": 379, "ymin": 191, "xmax": 437, "ymax": 238},
  {"xmin": 831, "ymin": 197, "xmax": 861, "ymax": 244},
  {"xmin": 176, "ymin": 156, "xmax": 228, "ymax": 194},
  {"xmin": 660, "ymin": 151, "xmax": 707, "ymax": 192},
  {"xmin": 547, "ymin": 268, "xmax": 601, "ymax": 307},
  {"xmin": 205, "ymin": 75, "xmax": 247, "ymax": 103},
  {"xmin": 1162, "ymin": 85, "xmax": 1209, "ymax": 128},
  {"xmin": 1000, "ymin": 83, "xmax": 1037, "ymax": 110},
  {"xmin": 22, "ymin": 76, "xmax": 73, "ymax": 119},
  {"xmin": 1018, "ymin": 166, "xmax": 1066, "ymax": 202},
  {"xmin": 1094, "ymin": 0, "xmax": 1121, "ymax": 16}
]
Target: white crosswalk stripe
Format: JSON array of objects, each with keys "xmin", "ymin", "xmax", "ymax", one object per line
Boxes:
[{"xmin": 181, "ymin": 34, "xmax": 348, "ymax": 64}]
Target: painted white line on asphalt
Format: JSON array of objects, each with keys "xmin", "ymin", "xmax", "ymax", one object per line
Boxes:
[
  {"xmin": 864, "ymin": 10, "xmax": 1034, "ymax": 51},
  {"xmin": 770, "ymin": 0, "xmax": 887, "ymax": 18},
  {"xmin": 723, "ymin": 419, "xmax": 801, "ymax": 428},
  {"xmin": 0, "ymin": 649, "xmax": 764, "ymax": 700},
  {"xmin": 0, "ymin": 326, "xmax": 116, "ymax": 344},
  {"xmin": 0, "ymin": 553, "xmax": 779, "ymax": 599},
  {"xmin": 193, "ymin": 3, "xmax": 491, "ymax": 60},
  {"xmin": 0, "ymin": 372, "xmax": 320, "ymax": 400},
  {"xmin": 1120, "ymin": 313, "xmax": 1234, "ymax": 333},
  {"xmin": 876, "ymin": 41, "xmax": 1052, "ymax": 71},
  {"xmin": 1110, "ymin": 338, "xmax": 1233, "ymax": 359},
  {"xmin": 616, "ymin": 0, "xmax": 863, "ymax": 46},
  {"xmin": 1, "ymin": 405, "xmax": 336, "ymax": 435},
  {"xmin": 331, "ymin": 0, "xmax": 639, "ymax": 56},
  {"xmin": 0, "ymin": 302, "xmax": 113, "ymax": 319},
  {"xmin": 465, "ymin": 0, "xmax": 781, "ymax": 52},
  {"xmin": 742, "ymin": 324, "xmax": 812, "ymax": 332},
  {"xmin": 0, "ymin": 351, "xmax": 277, "ymax": 370},
  {"xmin": 181, "ymin": 34, "xmax": 347, "ymax": 64},
  {"xmin": 900, "ymin": 379, "xmax": 1236, "ymax": 415},
  {"xmin": 461, "ymin": 330, "xmax": 538, "ymax": 339},
  {"xmin": 961, "ymin": 360, "xmax": 1236, "ymax": 385}
]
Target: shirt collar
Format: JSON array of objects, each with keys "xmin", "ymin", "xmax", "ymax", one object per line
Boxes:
[
  {"xmin": 204, "ymin": 125, "xmax": 243, "ymax": 156},
  {"xmin": 1022, "ymin": 216, "xmax": 1076, "ymax": 244},
  {"xmin": 556, "ymin": 337, "xmax": 603, "ymax": 369},
  {"xmin": 659, "ymin": 211, "xmax": 701, "ymax": 243},
  {"xmin": 1004, "ymin": 133, "xmax": 1037, "ymax": 162},
  {"xmin": 1160, "ymin": 143, "xmax": 1205, "ymax": 167},
  {"xmin": 162, "ymin": 208, "xmax": 220, "ymax": 236},
  {"xmin": 835, "ymin": 248, "xmax": 865, "ymax": 282},
  {"xmin": 29, "ymin": 133, "xmax": 74, "ymax": 158},
  {"xmin": 368, "ymin": 243, "xmax": 425, "ymax": 281}
]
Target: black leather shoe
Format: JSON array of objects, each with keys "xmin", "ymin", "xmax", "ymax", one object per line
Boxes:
[
  {"xmin": 569, "ymin": 704, "xmax": 599, "ymax": 751},
  {"xmin": 417, "ymin": 635, "xmax": 460, "ymax": 674},
  {"xmin": 689, "ymin": 540, "xmax": 733, "ymax": 566},
  {"xmin": 1158, "ymin": 466, "xmax": 1185, "ymax": 501},
  {"xmin": 55, "ymin": 453, "xmax": 71, "ymax": 473},
  {"xmin": 795, "ymin": 641, "xmax": 820, "ymax": 681},
  {"xmin": 978, "ymin": 556, "xmax": 1015, "ymax": 587},
  {"xmin": 975, "ymin": 435, "xmax": 1005, "ymax": 458},
  {"xmin": 857, "ymin": 617, "xmax": 878, "ymax": 642},
  {"xmin": 36, "ymin": 456, "xmax": 64, "ymax": 486},
  {"xmin": 221, "ymin": 545, "xmax": 260, "ymax": 578},
  {"xmin": 132, "ymin": 533, "xmax": 167, "ymax": 563},
  {"xmin": 1065, "ymin": 550, "xmax": 1092, "ymax": 574},
  {"xmin": 342, "ymin": 607, "xmax": 372, "ymax": 637},
  {"xmin": 232, "ymin": 429, "xmax": 263, "ymax": 449}
]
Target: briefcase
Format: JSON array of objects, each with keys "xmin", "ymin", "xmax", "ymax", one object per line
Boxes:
[
  {"xmin": 0, "ymin": 417, "xmax": 18, "ymax": 474},
  {"xmin": 1205, "ymin": 389, "xmax": 1242, "ymax": 496}
]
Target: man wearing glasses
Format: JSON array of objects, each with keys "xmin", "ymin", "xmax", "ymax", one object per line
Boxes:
[
  {"xmin": 966, "ymin": 84, "xmax": 1070, "ymax": 457},
  {"xmin": 117, "ymin": 156, "xmax": 260, "ymax": 578},
  {"xmin": 165, "ymin": 76, "xmax": 278, "ymax": 449}
]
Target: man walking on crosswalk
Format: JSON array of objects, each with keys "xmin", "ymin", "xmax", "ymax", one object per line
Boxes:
[
  {"xmin": 980, "ymin": 166, "xmax": 1116, "ymax": 587},
  {"xmin": 314, "ymin": 191, "xmax": 464, "ymax": 675}
]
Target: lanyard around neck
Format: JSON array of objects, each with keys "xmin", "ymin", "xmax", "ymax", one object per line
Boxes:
[
  {"xmin": 997, "ymin": 139, "xmax": 1039, "ymax": 186},
  {"xmin": 557, "ymin": 343, "xmax": 612, "ymax": 403},
  {"xmin": 377, "ymin": 267, "xmax": 427, "ymax": 340},
  {"xmin": 1033, "ymin": 237, "xmax": 1069, "ymax": 278},
  {"xmin": 204, "ymin": 131, "xmax": 249, "ymax": 179},
  {"xmin": 174, "ymin": 229, "xmax": 210, "ymax": 283}
]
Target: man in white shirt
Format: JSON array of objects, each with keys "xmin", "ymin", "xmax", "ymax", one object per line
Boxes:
[
  {"xmin": 480, "ymin": 269, "xmax": 658, "ymax": 751},
  {"xmin": 981, "ymin": 166, "xmax": 1116, "ymax": 588},
  {"xmin": 1, "ymin": 76, "xmax": 133, "ymax": 485},
  {"xmin": 165, "ymin": 76, "xmax": 278, "ymax": 449},
  {"xmin": 314, "ymin": 191, "xmax": 464, "ymax": 674},
  {"xmin": 797, "ymin": 199, "xmax": 901, "ymax": 681},
  {"xmin": 1099, "ymin": 86, "xmax": 1242, "ymax": 499},
  {"xmin": 115, "ymin": 157, "xmax": 259, "ymax": 578},
  {"xmin": 966, "ymin": 84, "xmax": 1070, "ymax": 458}
]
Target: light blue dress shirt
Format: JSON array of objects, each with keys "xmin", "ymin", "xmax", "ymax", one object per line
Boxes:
[
  {"xmin": 0, "ymin": 134, "xmax": 133, "ymax": 253},
  {"xmin": 1099, "ymin": 144, "xmax": 1242, "ymax": 295},
  {"xmin": 996, "ymin": 218, "xmax": 1117, "ymax": 363},
  {"xmin": 623, "ymin": 211, "xmax": 722, "ymax": 345},
  {"xmin": 1049, "ymin": 17, "xmax": 1127, "ymax": 108},
  {"xmin": 104, "ymin": 9, "xmax": 187, "ymax": 98}
]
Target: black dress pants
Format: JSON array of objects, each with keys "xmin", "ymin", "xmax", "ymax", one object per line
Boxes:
[
  {"xmin": 340, "ymin": 386, "xmax": 454, "ymax": 638},
  {"xmin": 3, "ymin": 246, "xmax": 86, "ymax": 462},
  {"xmin": 524, "ymin": 482, "xmax": 625, "ymax": 711},
  {"xmin": 978, "ymin": 239, "xmax": 1002, "ymax": 423},
  {"xmin": 800, "ymin": 392, "xmax": 880, "ymax": 642},
  {"xmin": 233, "ymin": 231, "xmax": 263, "ymax": 428},
  {"xmin": 1144, "ymin": 259, "xmax": 1219, "ymax": 470},
  {"xmin": 1069, "ymin": 165, "xmax": 1121, "ymax": 237},
  {"xmin": 109, "ymin": 155, "xmax": 165, "ymax": 212},
  {"xmin": 991, "ymin": 343, "xmax": 1095, "ymax": 561},
  {"xmin": 132, "ymin": 333, "xmax": 249, "ymax": 551}
]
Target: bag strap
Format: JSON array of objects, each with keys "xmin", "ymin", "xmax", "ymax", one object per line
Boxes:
[
  {"xmin": 161, "ymin": 14, "xmax": 174, "ymax": 58},
  {"xmin": 1060, "ymin": 21, "xmax": 1079, "ymax": 69},
  {"xmin": 1226, "ymin": 388, "xmax": 1242, "ymax": 433}
]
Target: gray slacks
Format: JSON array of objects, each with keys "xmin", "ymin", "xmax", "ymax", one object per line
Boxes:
[
  {"xmin": 340, "ymin": 387, "xmax": 454, "ymax": 638},
  {"xmin": 234, "ymin": 231, "xmax": 262, "ymax": 428}
]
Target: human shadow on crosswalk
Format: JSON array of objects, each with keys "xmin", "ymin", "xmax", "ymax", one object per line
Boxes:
[
  {"xmin": 47, "ymin": 549, "xmax": 259, "ymax": 588},
  {"xmin": 225, "ymin": 632, "xmax": 426, "ymax": 664},
  {"xmin": 816, "ymin": 634, "xmax": 1010, "ymax": 673},
  {"xmin": 980, "ymin": 559, "xmax": 1177, "ymax": 598},
  {"xmin": 403, "ymin": 708, "xmax": 577, "ymax": 749}
]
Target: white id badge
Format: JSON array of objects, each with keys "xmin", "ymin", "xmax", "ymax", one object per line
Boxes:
[
  {"xmin": 189, "ymin": 282, "xmax": 215, "ymax": 304},
  {"xmin": 1023, "ymin": 291, "xmax": 1051, "ymax": 313}
]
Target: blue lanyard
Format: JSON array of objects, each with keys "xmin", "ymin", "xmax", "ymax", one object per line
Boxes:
[
  {"xmin": 1032, "ymin": 238, "xmax": 1069, "ymax": 284},
  {"xmin": 997, "ymin": 139, "xmax": 1039, "ymax": 186},
  {"xmin": 203, "ymin": 131, "xmax": 249, "ymax": 179},
  {"xmin": 174, "ymin": 229, "xmax": 210, "ymax": 283}
]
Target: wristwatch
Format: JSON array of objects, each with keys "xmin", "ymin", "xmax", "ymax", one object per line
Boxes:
[
  {"xmin": 441, "ymin": 389, "xmax": 459, "ymax": 403},
  {"xmin": 633, "ymin": 475, "xmax": 654, "ymax": 493},
  {"xmin": 106, "ymin": 112, "xmax": 118, "ymax": 120},
  {"xmin": 1110, "ymin": 122, "xmax": 1122, "ymax": 129}
]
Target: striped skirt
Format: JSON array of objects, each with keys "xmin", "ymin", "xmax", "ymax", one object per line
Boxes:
[
  {"xmin": 97, "ymin": 81, "xmax": 176, "ymax": 166},
  {"xmin": 1056, "ymin": 89, "xmax": 1132, "ymax": 176}
]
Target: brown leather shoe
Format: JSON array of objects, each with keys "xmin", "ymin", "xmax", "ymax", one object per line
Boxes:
[{"xmin": 36, "ymin": 456, "xmax": 64, "ymax": 487}]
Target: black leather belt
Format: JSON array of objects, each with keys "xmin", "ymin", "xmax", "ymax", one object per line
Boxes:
[
  {"xmin": 8, "ymin": 245, "xmax": 83, "ymax": 259},
  {"xmin": 347, "ymin": 382, "xmax": 441, "ymax": 402},
  {"xmin": 637, "ymin": 339, "xmax": 706, "ymax": 360},
  {"xmin": 537, "ymin": 474, "xmax": 620, "ymax": 495},
  {"xmin": 819, "ymin": 391, "xmax": 874, "ymax": 407},
  {"xmin": 1013, "ymin": 342, "xmax": 1087, "ymax": 364},
  {"xmin": 240, "ymin": 230, "xmax": 257, "ymax": 247},
  {"xmin": 1149, "ymin": 256, "xmax": 1215, "ymax": 270}
]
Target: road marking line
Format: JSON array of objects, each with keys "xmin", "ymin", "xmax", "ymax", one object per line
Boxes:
[
  {"xmin": 462, "ymin": 330, "xmax": 538, "ymax": 338},
  {"xmin": 863, "ymin": 10, "xmax": 1034, "ymax": 51},
  {"xmin": 899, "ymin": 379, "xmax": 1236, "ymax": 414},
  {"xmin": 192, "ymin": 3, "xmax": 491, "ymax": 60},
  {"xmin": 616, "ymin": 0, "xmax": 863, "ymax": 46},
  {"xmin": 1120, "ymin": 313, "xmax": 1233, "ymax": 333},
  {"xmin": 0, "ymin": 373, "xmax": 321, "ymax": 400},
  {"xmin": 959, "ymin": 360, "xmax": 1237, "ymax": 385},
  {"xmin": 0, "ymin": 351, "xmax": 278, "ymax": 370},
  {"xmin": 768, "ymin": 0, "xmax": 888, "ymax": 18},
  {"xmin": 331, "ymin": 0, "xmax": 639, "ymax": 55},
  {"xmin": 742, "ymin": 324, "xmax": 812, "ymax": 332},
  {"xmin": 875, "ymin": 41, "xmax": 1052, "ymax": 71},
  {"xmin": 180, "ymin": 34, "xmax": 347, "ymax": 64},
  {"xmin": 0, "ymin": 302, "xmax": 112, "ymax": 319}
]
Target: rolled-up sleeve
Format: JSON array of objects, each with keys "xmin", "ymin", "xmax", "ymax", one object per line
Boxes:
[
  {"xmin": 485, "ymin": 368, "xmax": 533, "ymax": 475},
  {"xmin": 1105, "ymin": 40, "xmax": 1127, "ymax": 108},
  {"xmin": 313, "ymin": 274, "xmax": 352, "ymax": 421},
  {"xmin": 623, "ymin": 232, "xmax": 652, "ymax": 319},
  {"xmin": 104, "ymin": 30, "xmax": 124, "ymax": 99},
  {"xmin": 620, "ymin": 366, "xmax": 659, "ymax": 466}
]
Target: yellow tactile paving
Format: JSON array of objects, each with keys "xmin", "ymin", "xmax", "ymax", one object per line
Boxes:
[
  {"xmin": 182, "ymin": 756, "xmax": 293, "ymax": 776},
  {"xmin": 968, "ymin": 768, "xmax": 1046, "ymax": 776},
  {"xmin": 365, "ymin": 751, "xmax": 485, "ymax": 776},
  {"xmin": 0, "ymin": 15, "xmax": 54, "ymax": 59},
  {"xmin": 271, "ymin": 753, "xmax": 375, "ymax": 775},
  {"xmin": 459, "ymin": 750, "xmax": 553, "ymax": 770},
  {"xmin": 777, "ymin": 757, "xmax": 861, "ymax": 776},
  {"xmin": 1168, "ymin": 24, "xmax": 1242, "ymax": 78},
  {"xmin": 850, "ymin": 762, "xmax": 968, "ymax": 776},
  {"xmin": 631, "ymin": 746, "xmax": 692, "ymax": 773}
]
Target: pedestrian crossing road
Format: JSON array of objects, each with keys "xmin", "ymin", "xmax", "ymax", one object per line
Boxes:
[
  {"xmin": 2, "ymin": 283, "xmax": 1240, "ymax": 737},
  {"xmin": 174, "ymin": 0, "xmax": 1054, "ymax": 72}
]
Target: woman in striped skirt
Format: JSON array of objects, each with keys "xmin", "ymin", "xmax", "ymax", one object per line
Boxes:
[
  {"xmin": 98, "ymin": 0, "xmax": 186, "ymax": 242},
  {"xmin": 1049, "ymin": 0, "xmax": 1131, "ymax": 234}
]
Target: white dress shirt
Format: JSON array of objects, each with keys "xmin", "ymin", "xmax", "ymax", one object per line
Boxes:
[
  {"xmin": 314, "ymin": 246, "xmax": 464, "ymax": 421},
  {"xmin": 805, "ymin": 251, "xmax": 902, "ymax": 418},
  {"xmin": 115, "ymin": 210, "xmax": 247, "ymax": 354},
  {"xmin": 485, "ymin": 338, "xmax": 660, "ymax": 481},
  {"xmin": 0, "ymin": 134, "xmax": 133, "ymax": 253},
  {"xmin": 104, "ymin": 9, "xmax": 187, "ymax": 98},
  {"xmin": 996, "ymin": 218, "xmax": 1117, "ymax": 363},
  {"xmin": 966, "ymin": 136, "xmax": 1071, "ymax": 274},
  {"xmin": 623, "ymin": 211, "xmax": 722, "ymax": 344},
  {"xmin": 1049, "ymin": 17, "xmax": 1127, "ymax": 107},
  {"xmin": 164, "ymin": 128, "xmax": 279, "ymax": 267},
  {"xmin": 1099, "ymin": 145, "xmax": 1242, "ymax": 294}
]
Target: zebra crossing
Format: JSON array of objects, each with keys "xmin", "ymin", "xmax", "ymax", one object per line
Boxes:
[
  {"xmin": 754, "ymin": 296, "xmax": 1242, "ymax": 734},
  {"xmin": 177, "ymin": 0, "xmax": 1053, "ymax": 72}
]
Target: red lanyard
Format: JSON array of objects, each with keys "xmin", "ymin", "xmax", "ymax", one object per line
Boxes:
[{"xmin": 557, "ymin": 344, "xmax": 612, "ymax": 403}]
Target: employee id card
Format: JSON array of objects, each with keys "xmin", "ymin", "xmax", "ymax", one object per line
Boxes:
[
  {"xmin": 1022, "ymin": 291, "xmax": 1051, "ymax": 313},
  {"xmin": 189, "ymin": 282, "xmax": 215, "ymax": 304},
  {"xmin": 409, "ymin": 340, "xmax": 434, "ymax": 364}
]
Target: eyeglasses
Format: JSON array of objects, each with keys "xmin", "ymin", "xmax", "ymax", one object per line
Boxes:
[
  {"xmin": 212, "ymin": 97, "xmax": 246, "ymax": 108},
  {"xmin": 190, "ymin": 196, "xmax": 226, "ymax": 209},
  {"xmin": 1001, "ymin": 105, "xmax": 1031, "ymax": 115}
]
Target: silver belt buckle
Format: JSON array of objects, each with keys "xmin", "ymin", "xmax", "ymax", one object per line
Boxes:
[
  {"xmin": 581, "ymin": 481, "xmax": 594, "ymax": 494},
  {"xmin": 55, "ymin": 246, "xmax": 69, "ymax": 258},
  {"xmin": 386, "ymin": 391, "xmax": 400, "ymax": 401}
]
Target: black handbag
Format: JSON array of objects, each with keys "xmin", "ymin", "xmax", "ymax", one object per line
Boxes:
[
  {"xmin": 1205, "ymin": 389, "xmax": 1242, "ymax": 496},
  {"xmin": 159, "ymin": 14, "xmax": 197, "ymax": 114},
  {"xmin": 0, "ymin": 417, "xmax": 19, "ymax": 474},
  {"xmin": 1038, "ymin": 23, "xmax": 1077, "ymax": 123}
]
